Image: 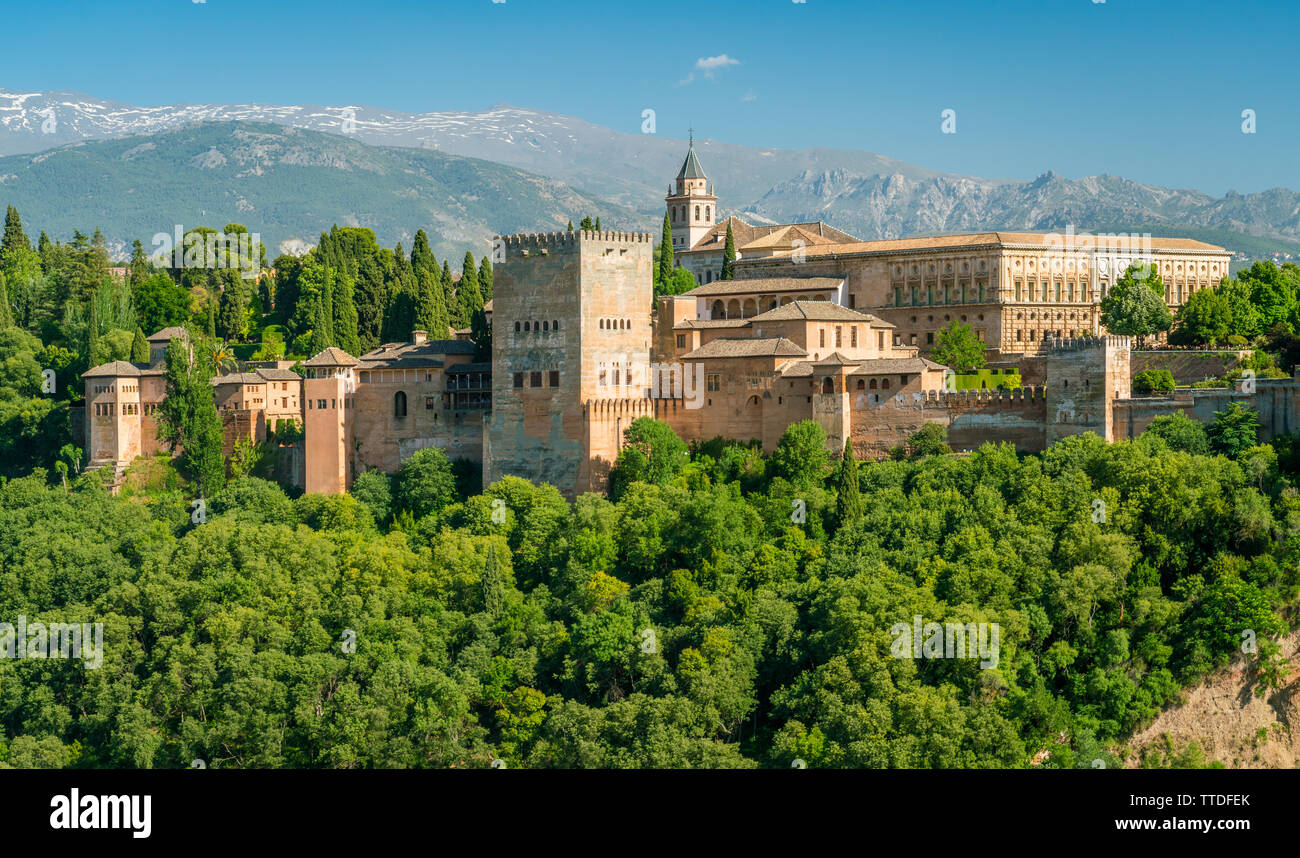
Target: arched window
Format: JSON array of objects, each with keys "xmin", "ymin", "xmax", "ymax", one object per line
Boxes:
[
  {"xmin": 543, "ymin": 320, "xmax": 549, "ymax": 331},
  {"xmin": 553, "ymin": 320, "xmax": 559, "ymax": 330},
  {"xmin": 705, "ymin": 206, "xmax": 711, "ymax": 220},
  {"xmin": 881, "ymin": 378, "xmax": 891, "ymax": 390},
  {"xmin": 856, "ymin": 379, "xmax": 865, "ymax": 390},
  {"xmin": 821, "ymin": 377, "xmax": 834, "ymax": 395},
  {"xmin": 524, "ymin": 321, "xmax": 530, "ymax": 332},
  {"xmin": 514, "ymin": 321, "xmax": 520, "ymax": 332},
  {"xmin": 694, "ymin": 205, "xmax": 700, "ymax": 220},
  {"xmin": 394, "ymin": 391, "xmax": 407, "ymax": 418},
  {"xmin": 869, "ymin": 378, "xmax": 878, "ymax": 389}
]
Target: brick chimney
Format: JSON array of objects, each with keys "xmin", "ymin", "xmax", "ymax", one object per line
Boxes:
[{"xmin": 412, "ymin": 330, "xmax": 427, "ymax": 345}]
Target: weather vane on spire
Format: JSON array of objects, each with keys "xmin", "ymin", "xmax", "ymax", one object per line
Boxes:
[{"xmin": 688, "ymin": 127, "xmax": 694, "ymax": 146}]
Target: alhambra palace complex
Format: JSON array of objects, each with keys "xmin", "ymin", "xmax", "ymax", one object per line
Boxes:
[{"xmin": 83, "ymin": 142, "xmax": 1300, "ymax": 497}]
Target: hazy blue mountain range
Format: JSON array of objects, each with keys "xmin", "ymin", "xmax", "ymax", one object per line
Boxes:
[
  {"xmin": 0, "ymin": 120, "xmax": 633, "ymax": 259},
  {"xmin": 3, "ymin": 88, "xmax": 1300, "ymax": 259}
]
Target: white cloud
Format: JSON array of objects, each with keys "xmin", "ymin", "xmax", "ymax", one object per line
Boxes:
[
  {"xmin": 676, "ymin": 54, "xmax": 741, "ymax": 86},
  {"xmin": 741, "ymin": 90, "xmax": 757, "ymax": 103}
]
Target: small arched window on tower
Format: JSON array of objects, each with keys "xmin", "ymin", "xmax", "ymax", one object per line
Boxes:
[
  {"xmin": 394, "ymin": 391, "xmax": 407, "ymax": 418},
  {"xmin": 705, "ymin": 206, "xmax": 710, "ymax": 220}
]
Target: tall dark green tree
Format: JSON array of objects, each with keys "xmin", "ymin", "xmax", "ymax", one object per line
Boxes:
[
  {"xmin": 720, "ymin": 221, "xmax": 736, "ymax": 280},
  {"xmin": 833, "ymin": 438, "xmax": 862, "ymax": 527},
  {"xmin": 87, "ymin": 296, "xmax": 102, "ymax": 367},
  {"xmin": 157, "ymin": 335, "xmax": 226, "ymax": 497},
  {"xmin": 483, "ymin": 543, "xmax": 504, "ymax": 616},
  {"xmin": 0, "ymin": 273, "xmax": 13, "ymax": 330},
  {"xmin": 657, "ymin": 212, "xmax": 674, "ymax": 291},
  {"xmin": 130, "ymin": 327, "xmax": 149, "ymax": 363},
  {"xmin": 478, "ymin": 255, "xmax": 493, "ymax": 303},
  {"xmin": 454, "ymin": 251, "xmax": 483, "ymax": 330},
  {"xmin": 332, "ymin": 272, "xmax": 361, "ymax": 355},
  {"xmin": 1, "ymin": 205, "xmax": 31, "ymax": 267}
]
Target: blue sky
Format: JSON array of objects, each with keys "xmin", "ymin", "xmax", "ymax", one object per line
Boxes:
[{"xmin": 4, "ymin": 0, "xmax": 1296, "ymax": 195}]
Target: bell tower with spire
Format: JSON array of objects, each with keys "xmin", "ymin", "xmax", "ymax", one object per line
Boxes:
[{"xmin": 665, "ymin": 129, "xmax": 717, "ymax": 256}]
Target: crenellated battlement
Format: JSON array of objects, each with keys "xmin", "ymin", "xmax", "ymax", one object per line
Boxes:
[
  {"xmin": 582, "ymin": 396, "xmax": 657, "ymax": 418},
  {"xmin": 494, "ymin": 230, "xmax": 653, "ymax": 258},
  {"xmin": 1044, "ymin": 335, "xmax": 1132, "ymax": 354}
]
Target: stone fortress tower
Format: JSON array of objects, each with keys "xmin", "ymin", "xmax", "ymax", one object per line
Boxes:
[
  {"xmin": 1044, "ymin": 335, "xmax": 1131, "ymax": 445},
  {"xmin": 484, "ymin": 229, "xmax": 655, "ymax": 496}
]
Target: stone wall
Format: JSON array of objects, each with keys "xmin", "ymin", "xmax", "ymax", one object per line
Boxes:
[{"xmin": 486, "ymin": 230, "xmax": 654, "ymax": 497}]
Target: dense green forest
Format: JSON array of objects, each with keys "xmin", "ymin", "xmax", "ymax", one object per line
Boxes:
[{"xmin": 0, "ymin": 411, "xmax": 1295, "ymax": 768}]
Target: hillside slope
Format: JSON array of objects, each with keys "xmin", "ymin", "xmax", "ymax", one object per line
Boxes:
[
  {"xmin": 1124, "ymin": 631, "xmax": 1300, "ymax": 768},
  {"xmin": 0, "ymin": 120, "xmax": 633, "ymax": 258}
]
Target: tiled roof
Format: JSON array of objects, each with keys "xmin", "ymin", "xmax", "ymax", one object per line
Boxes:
[
  {"xmin": 680, "ymin": 276, "xmax": 844, "ymax": 298},
  {"xmin": 304, "ymin": 347, "xmax": 359, "ymax": 367},
  {"xmin": 82, "ymin": 360, "xmax": 143, "ymax": 378},
  {"xmin": 445, "ymin": 362, "xmax": 492, "ymax": 374},
  {"xmin": 672, "ymin": 318, "xmax": 751, "ymax": 330},
  {"xmin": 682, "ymin": 217, "xmax": 859, "ymax": 255},
  {"xmin": 146, "ymin": 326, "xmax": 189, "ymax": 342},
  {"xmin": 790, "ymin": 231, "xmax": 1227, "ymax": 259},
  {"xmin": 810, "ymin": 352, "xmax": 861, "ymax": 366},
  {"xmin": 357, "ymin": 338, "xmax": 475, "ymax": 369},
  {"xmin": 781, "ymin": 356, "xmax": 943, "ymax": 378},
  {"xmin": 748, "ymin": 301, "xmax": 888, "ymax": 325},
  {"xmin": 676, "ymin": 144, "xmax": 707, "ymax": 180},
  {"xmin": 681, "ymin": 337, "xmax": 807, "ymax": 359},
  {"xmin": 255, "ymin": 368, "xmax": 302, "ymax": 381},
  {"xmin": 212, "ymin": 373, "xmax": 268, "ymax": 386},
  {"xmin": 738, "ymin": 225, "xmax": 839, "ymax": 252}
]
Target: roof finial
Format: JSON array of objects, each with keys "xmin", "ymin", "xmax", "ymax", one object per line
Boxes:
[{"xmin": 688, "ymin": 127, "xmax": 694, "ymax": 147}]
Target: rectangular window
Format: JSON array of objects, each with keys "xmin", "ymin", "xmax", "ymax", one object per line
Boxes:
[
  {"xmin": 530, "ymin": 371, "xmax": 542, "ymax": 388},
  {"xmin": 549, "ymin": 370, "xmax": 560, "ymax": 387},
  {"xmin": 676, "ymin": 334, "xmax": 686, "ymax": 348},
  {"xmin": 877, "ymin": 331, "xmax": 884, "ymax": 350},
  {"xmin": 819, "ymin": 329, "xmax": 825, "ymax": 348},
  {"xmin": 926, "ymin": 332, "xmax": 934, "ymax": 345},
  {"xmin": 894, "ymin": 287, "xmax": 902, "ymax": 307},
  {"xmin": 835, "ymin": 326, "xmax": 842, "ymax": 348},
  {"xmin": 851, "ymin": 327, "xmax": 858, "ymax": 348},
  {"xmin": 707, "ymin": 373, "xmax": 720, "ymax": 392},
  {"xmin": 425, "ymin": 396, "xmax": 435, "ymax": 410},
  {"xmin": 1015, "ymin": 281, "xmax": 1022, "ymax": 301},
  {"xmin": 512, "ymin": 372, "xmax": 523, "ymax": 389},
  {"xmin": 848, "ymin": 294, "xmax": 856, "ymax": 309}
]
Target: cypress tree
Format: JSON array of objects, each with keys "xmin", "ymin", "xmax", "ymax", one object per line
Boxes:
[
  {"xmin": 0, "ymin": 273, "xmax": 13, "ymax": 330},
  {"xmin": 579, "ymin": 216, "xmax": 594, "ymax": 231},
  {"xmin": 834, "ymin": 438, "xmax": 862, "ymax": 527},
  {"xmin": 483, "ymin": 543, "xmax": 503, "ymax": 616},
  {"xmin": 333, "ymin": 272, "xmax": 360, "ymax": 354},
  {"xmin": 87, "ymin": 297, "xmax": 102, "ymax": 367},
  {"xmin": 454, "ymin": 251, "xmax": 482, "ymax": 329},
  {"xmin": 478, "ymin": 255, "xmax": 493, "ymax": 303},
  {"xmin": 720, "ymin": 221, "xmax": 736, "ymax": 280},
  {"xmin": 440, "ymin": 259, "xmax": 454, "ymax": 332},
  {"xmin": 157, "ymin": 337, "xmax": 225, "ymax": 498},
  {"xmin": 567, "ymin": 220, "xmax": 574, "ymax": 232},
  {"xmin": 594, "ymin": 217, "xmax": 602, "ymax": 232},
  {"xmin": 205, "ymin": 291, "xmax": 216, "ymax": 338},
  {"xmin": 657, "ymin": 212, "xmax": 674, "ymax": 290},
  {"xmin": 130, "ymin": 326, "xmax": 149, "ymax": 363},
  {"xmin": 1, "ymin": 205, "xmax": 29, "ymax": 267}
]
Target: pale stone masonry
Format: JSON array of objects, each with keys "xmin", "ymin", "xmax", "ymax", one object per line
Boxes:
[
  {"xmin": 77, "ymin": 140, "xmax": 1273, "ymax": 498},
  {"xmin": 667, "ymin": 142, "xmax": 1233, "ymax": 358}
]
